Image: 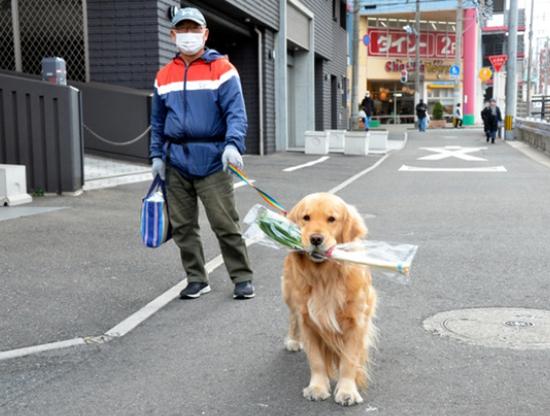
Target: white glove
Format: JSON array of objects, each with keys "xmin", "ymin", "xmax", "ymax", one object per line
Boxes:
[
  {"xmin": 152, "ymin": 158, "xmax": 166, "ymax": 180},
  {"xmin": 221, "ymin": 145, "xmax": 243, "ymax": 171}
]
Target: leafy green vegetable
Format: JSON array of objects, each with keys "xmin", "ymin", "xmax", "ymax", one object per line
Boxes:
[{"xmin": 257, "ymin": 209, "xmax": 303, "ymax": 250}]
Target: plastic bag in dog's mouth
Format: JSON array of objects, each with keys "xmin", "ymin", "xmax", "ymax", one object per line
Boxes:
[{"xmin": 243, "ymin": 204, "xmax": 418, "ymax": 283}]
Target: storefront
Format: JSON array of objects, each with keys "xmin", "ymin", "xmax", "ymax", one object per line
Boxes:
[
  {"xmin": 364, "ymin": 54, "xmax": 460, "ymax": 123},
  {"xmin": 356, "ymin": 9, "xmax": 480, "ymax": 125}
]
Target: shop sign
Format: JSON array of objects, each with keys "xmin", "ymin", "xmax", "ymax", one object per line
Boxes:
[
  {"xmin": 369, "ymin": 29, "xmax": 459, "ymax": 59},
  {"xmin": 385, "ymin": 59, "xmax": 453, "ymax": 75}
]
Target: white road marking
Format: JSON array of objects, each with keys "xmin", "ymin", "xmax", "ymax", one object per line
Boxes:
[
  {"xmin": 0, "ymin": 181, "xmax": 251, "ymax": 362},
  {"xmin": 105, "ymin": 252, "xmax": 226, "ymax": 338},
  {"xmin": 327, "ymin": 131, "xmax": 406, "ymax": 194},
  {"xmin": 328, "ymin": 154, "xmax": 391, "ymax": 194},
  {"xmin": 0, "ymin": 338, "xmax": 86, "ymax": 361},
  {"xmin": 418, "ymin": 146, "xmax": 488, "ymax": 161},
  {"xmin": 399, "ymin": 165, "xmax": 507, "ymax": 172},
  {"xmin": 283, "ymin": 156, "xmax": 330, "ymax": 172}
]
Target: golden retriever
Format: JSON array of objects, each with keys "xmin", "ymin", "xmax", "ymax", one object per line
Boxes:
[{"xmin": 282, "ymin": 193, "xmax": 377, "ymax": 406}]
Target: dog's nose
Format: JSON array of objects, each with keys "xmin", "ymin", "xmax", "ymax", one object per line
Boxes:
[{"xmin": 309, "ymin": 234, "xmax": 324, "ymax": 246}]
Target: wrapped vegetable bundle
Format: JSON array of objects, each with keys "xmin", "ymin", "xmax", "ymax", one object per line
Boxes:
[{"xmin": 243, "ymin": 204, "xmax": 418, "ymax": 283}]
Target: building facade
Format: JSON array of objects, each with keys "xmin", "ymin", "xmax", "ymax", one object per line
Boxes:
[
  {"xmin": 0, "ymin": 0, "xmax": 349, "ymax": 154},
  {"xmin": 353, "ymin": 0, "xmax": 482, "ymax": 125}
]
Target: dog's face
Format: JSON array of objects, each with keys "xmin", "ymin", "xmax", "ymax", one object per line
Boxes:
[{"xmin": 288, "ymin": 193, "xmax": 367, "ymax": 262}]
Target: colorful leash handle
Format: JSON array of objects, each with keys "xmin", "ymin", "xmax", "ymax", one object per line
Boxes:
[{"xmin": 228, "ymin": 163, "xmax": 288, "ymax": 215}]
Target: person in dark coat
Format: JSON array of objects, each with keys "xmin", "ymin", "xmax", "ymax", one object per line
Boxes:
[
  {"xmin": 485, "ymin": 98, "xmax": 502, "ymax": 144},
  {"xmin": 360, "ymin": 91, "xmax": 374, "ymax": 131},
  {"xmin": 415, "ymin": 99, "xmax": 428, "ymax": 132},
  {"xmin": 480, "ymin": 100, "xmax": 491, "ymax": 141}
]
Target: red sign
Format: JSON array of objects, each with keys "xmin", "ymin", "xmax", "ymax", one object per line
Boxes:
[
  {"xmin": 368, "ymin": 29, "xmax": 459, "ymax": 58},
  {"xmin": 488, "ymin": 54, "xmax": 507, "ymax": 72}
]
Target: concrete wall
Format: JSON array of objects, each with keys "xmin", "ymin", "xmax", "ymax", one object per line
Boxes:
[{"xmin": 515, "ymin": 118, "xmax": 550, "ymax": 157}]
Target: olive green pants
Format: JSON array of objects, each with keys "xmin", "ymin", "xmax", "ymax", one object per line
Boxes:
[{"xmin": 166, "ymin": 167, "xmax": 253, "ymax": 284}]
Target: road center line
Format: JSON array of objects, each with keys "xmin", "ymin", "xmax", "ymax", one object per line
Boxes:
[{"xmin": 283, "ymin": 156, "xmax": 330, "ymax": 172}]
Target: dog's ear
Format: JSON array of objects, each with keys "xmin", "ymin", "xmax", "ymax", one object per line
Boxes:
[
  {"xmin": 287, "ymin": 200, "xmax": 303, "ymax": 224},
  {"xmin": 341, "ymin": 204, "xmax": 367, "ymax": 242}
]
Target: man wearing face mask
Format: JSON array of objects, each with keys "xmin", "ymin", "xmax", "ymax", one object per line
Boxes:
[{"xmin": 149, "ymin": 7, "xmax": 254, "ymax": 300}]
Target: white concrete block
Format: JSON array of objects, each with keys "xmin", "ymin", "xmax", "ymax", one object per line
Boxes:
[
  {"xmin": 369, "ymin": 130, "xmax": 388, "ymax": 153},
  {"xmin": 344, "ymin": 131, "xmax": 370, "ymax": 156},
  {"xmin": 327, "ymin": 130, "xmax": 346, "ymax": 151},
  {"xmin": 0, "ymin": 164, "xmax": 32, "ymax": 206},
  {"xmin": 304, "ymin": 131, "xmax": 330, "ymax": 155}
]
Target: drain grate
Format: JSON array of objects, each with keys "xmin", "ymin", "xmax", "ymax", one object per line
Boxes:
[{"xmin": 423, "ymin": 307, "xmax": 550, "ymax": 350}]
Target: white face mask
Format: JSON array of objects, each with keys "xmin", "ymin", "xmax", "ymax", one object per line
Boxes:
[{"xmin": 175, "ymin": 32, "xmax": 205, "ymax": 55}]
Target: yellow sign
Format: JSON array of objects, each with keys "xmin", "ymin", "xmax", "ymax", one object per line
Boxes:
[{"xmin": 479, "ymin": 67, "xmax": 492, "ymax": 82}]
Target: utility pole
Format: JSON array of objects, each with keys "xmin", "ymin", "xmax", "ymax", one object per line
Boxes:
[
  {"xmin": 505, "ymin": 0, "xmax": 518, "ymax": 140},
  {"xmin": 350, "ymin": 0, "xmax": 360, "ymax": 130},
  {"xmin": 414, "ymin": 0, "xmax": 421, "ymax": 109},
  {"xmin": 526, "ymin": 0, "xmax": 535, "ymax": 117},
  {"xmin": 455, "ymin": 0, "xmax": 463, "ymax": 109}
]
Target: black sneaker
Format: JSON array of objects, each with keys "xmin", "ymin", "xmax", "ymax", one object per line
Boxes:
[
  {"xmin": 180, "ymin": 282, "xmax": 211, "ymax": 299},
  {"xmin": 233, "ymin": 281, "xmax": 255, "ymax": 299}
]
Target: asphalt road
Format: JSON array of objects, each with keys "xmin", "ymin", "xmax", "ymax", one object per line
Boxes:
[{"xmin": 1, "ymin": 130, "xmax": 550, "ymax": 415}]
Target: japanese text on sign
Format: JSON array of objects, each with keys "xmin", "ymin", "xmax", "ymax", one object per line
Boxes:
[{"xmin": 368, "ymin": 29, "xmax": 460, "ymax": 59}]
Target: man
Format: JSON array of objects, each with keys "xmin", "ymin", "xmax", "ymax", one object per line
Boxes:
[
  {"xmin": 415, "ymin": 99, "xmax": 428, "ymax": 132},
  {"xmin": 360, "ymin": 91, "xmax": 374, "ymax": 131},
  {"xmin": 485, "ymin": 98, "xmax": 502, "ymax": 144},
  {"xmin": 453, "ymin": 103, "xmax": 463, "ymax": 128},
  {"xmin": 150, "ymin": 7, "xmax": 254, "ymax": 300},
  {"xmin": 481, "ymin": 100, "xmax": 491, "ymax": 142}
]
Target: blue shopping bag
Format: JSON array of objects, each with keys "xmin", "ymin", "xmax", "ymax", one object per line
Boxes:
[{"xmin": 140, "ymin": 175, "xmax": 172, "ymax": 248}]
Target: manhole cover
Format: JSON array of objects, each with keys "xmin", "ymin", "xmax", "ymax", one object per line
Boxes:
[{"xmin": 423, "ymin": 307, "xmax": 550, "ymax": 350}]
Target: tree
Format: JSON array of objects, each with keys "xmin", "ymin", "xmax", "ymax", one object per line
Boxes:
[{"xmin": 432, "ymin": 101, "xmax": 444, "ymax": 120}]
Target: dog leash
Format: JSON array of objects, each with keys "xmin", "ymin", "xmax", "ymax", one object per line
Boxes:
[{"xmin": 228, "ymin": 163, "xmax": 288, "ymax": 215}]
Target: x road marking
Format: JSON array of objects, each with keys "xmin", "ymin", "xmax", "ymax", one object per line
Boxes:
[{"xmin": 418, "ymin": 146, "xmax": 488, "ymax": 162}]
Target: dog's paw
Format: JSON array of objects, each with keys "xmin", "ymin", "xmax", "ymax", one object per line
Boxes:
[
  {"xmin": 284, "ymin": 338, "xmax": 303, "ymax": 352},
  {"xmin": 334, "ymin": 384, "xmax": 363, "ymax": 406},
  {"xmin": 303, "ymin": 384, "xmax": 331, "ymax": 401}
]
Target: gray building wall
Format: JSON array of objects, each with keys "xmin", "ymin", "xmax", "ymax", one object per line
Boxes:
[
  {"xmin": 87, "ymin": 0, "xmax": 179, "ymax": 89},
  {"xmin": 226, "ymin": 0, "xmax": 279, "ymax": 30},
  {"xmin": 301, "ymin": 0, "xmax": 348, "ymax": 130}
]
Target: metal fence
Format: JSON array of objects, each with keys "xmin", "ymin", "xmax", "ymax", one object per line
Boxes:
[
  {"xmin": 0, "ymin": 0, "xmax": 87, "ymax": 82},
  {"xmin": 0, "ymin": 72, "xmax": 84, "ymax": 194}
]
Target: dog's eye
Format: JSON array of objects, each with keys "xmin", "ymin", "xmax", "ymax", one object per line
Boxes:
[
  {"xmin": 327, "ymin": 216, "xmax": 336, "ymax": 223},
  {"xmin": 303, "ymin": 215, "xmax": 310, "ymax": 221}
]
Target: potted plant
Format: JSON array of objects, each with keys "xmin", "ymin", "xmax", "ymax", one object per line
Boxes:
[{"xmin": 429, "ymin": 101, "xmax": 447, "ymax": 129}]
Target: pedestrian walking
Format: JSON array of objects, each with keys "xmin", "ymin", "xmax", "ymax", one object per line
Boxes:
[
  {"xmin": 149, "ymin": 7, "xmax": 254, "ymax": 300},
  {"xmin": 415, "ymin": 99, "xmax": 428, "ymax": 132},
  {"xmin": 480, "ymin": 100, "xmax": 491, "ymax": 141},
  {"xmin": 358, "ymin": 107, "xmax": 368, "ymax": 131},
  {"xmin": 360, "ymin": 91, "xmax": 374, "ymax": 131},
  {"xmin": 485, "ymin": 98, "xmax": 502, "ymax": 144},
  {"xmin": 453, "ymin": 103, "xmax": 463, "ymax": 128}
]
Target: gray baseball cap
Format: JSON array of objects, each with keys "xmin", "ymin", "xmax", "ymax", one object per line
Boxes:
[{"xmin": 172, "ymin": 7, "xmax": 206, "ymax": 27}]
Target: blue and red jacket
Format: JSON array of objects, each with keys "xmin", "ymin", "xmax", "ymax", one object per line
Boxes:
[{"xmin": 149, "ymin": 49, "xmax": 247, "ymax": 178}]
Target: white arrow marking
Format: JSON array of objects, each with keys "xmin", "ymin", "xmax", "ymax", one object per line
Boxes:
[
  {"xmin": 418, "ymin": 146, "xmax": 488, "ymax": 161},
  {"xmin": 399, "ymin": 165, "xmax": 507, "ymax": 172}
]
